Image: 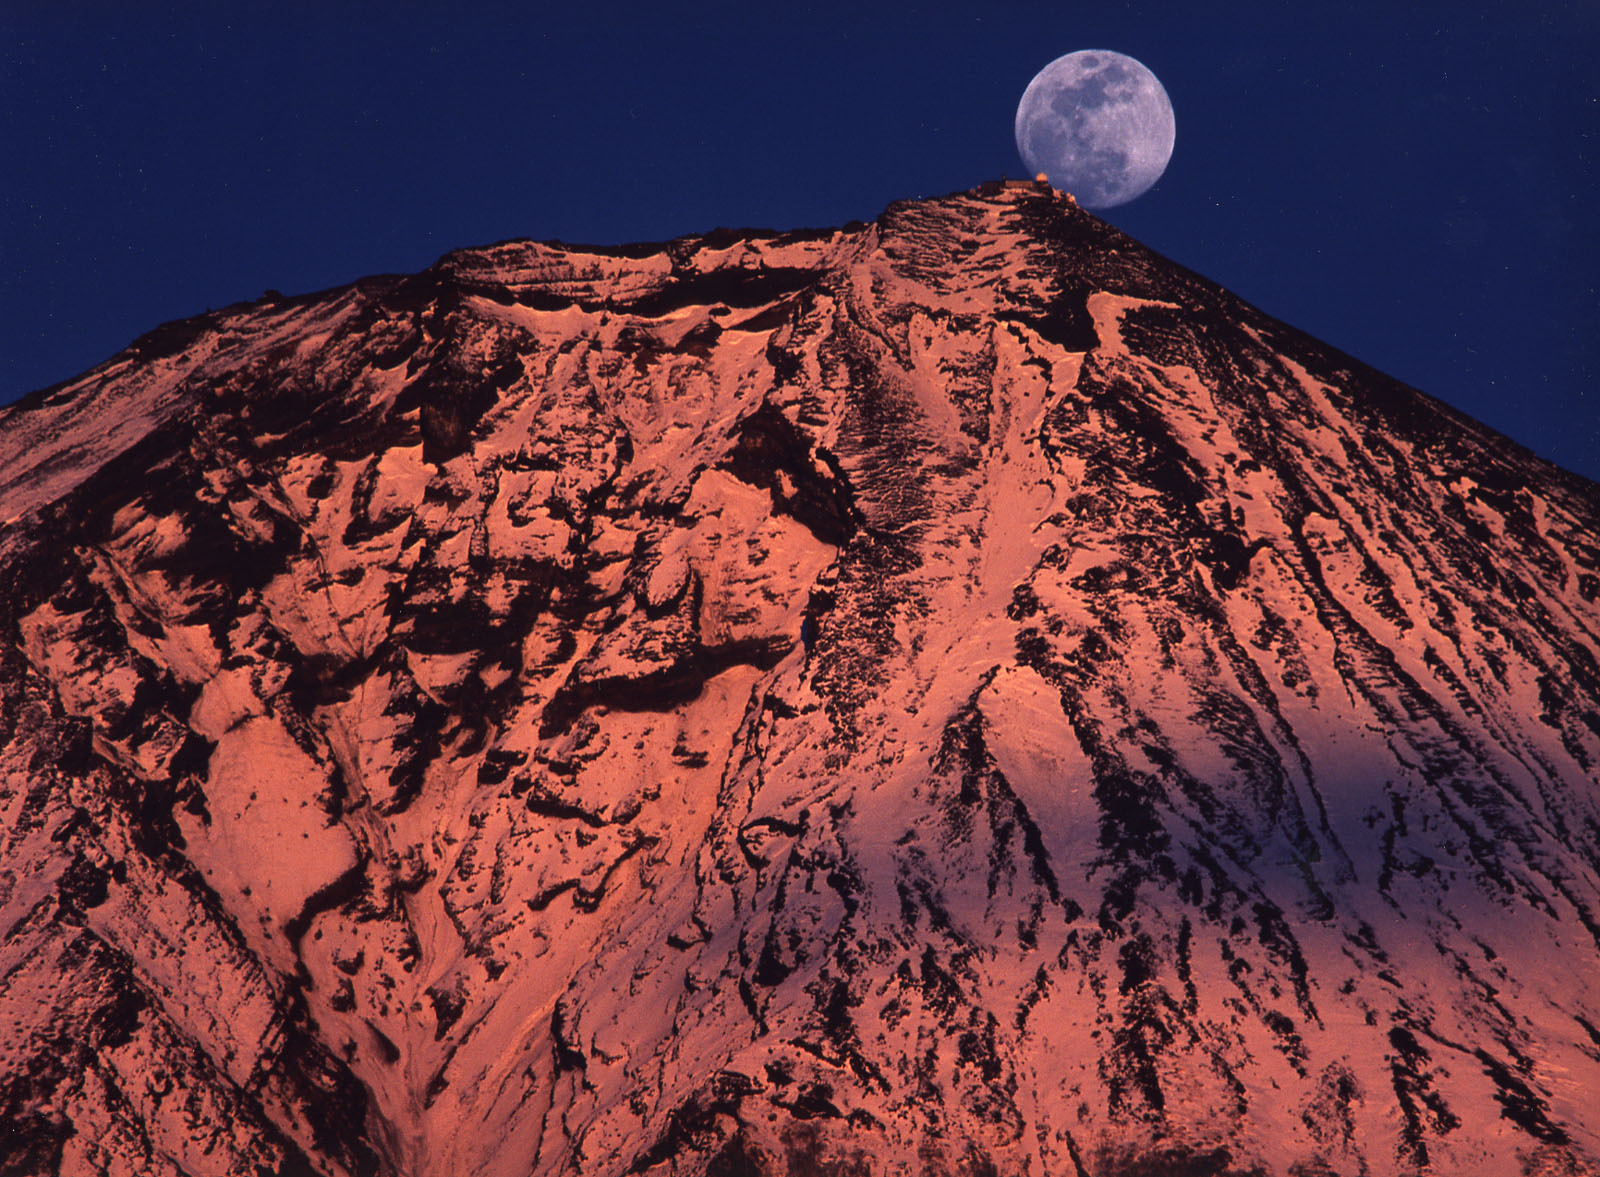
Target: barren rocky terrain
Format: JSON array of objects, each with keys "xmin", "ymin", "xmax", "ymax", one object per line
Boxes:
[{"xmin": 2, "ymin": 183, "xmax": 1597, "ymax": 1176}]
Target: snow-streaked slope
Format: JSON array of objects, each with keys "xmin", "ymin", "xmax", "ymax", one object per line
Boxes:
[{"xmin": 2, "ymin": 184, "xmax": 1598, "ymax": 1177}]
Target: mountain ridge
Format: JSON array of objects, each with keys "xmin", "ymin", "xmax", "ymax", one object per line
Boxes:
[{"xmin": 13, "ymin": 187, "xmax": 1591, "ymax": 508}]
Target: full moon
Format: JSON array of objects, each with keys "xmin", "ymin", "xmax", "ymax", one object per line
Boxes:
[{"xmin": 1014, "ymin": 50, "xmax": 1175, "ymax": 209}]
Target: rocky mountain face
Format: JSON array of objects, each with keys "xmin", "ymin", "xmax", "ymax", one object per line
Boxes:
[{"xmin": 2, "ymin": 183, "xmax": 1598, "ymax": 1177}]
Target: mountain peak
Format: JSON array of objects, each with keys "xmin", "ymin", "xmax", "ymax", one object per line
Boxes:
[{"xmin": 2, "ymin": 191, "xmax": 1597, "ymax": 1177}]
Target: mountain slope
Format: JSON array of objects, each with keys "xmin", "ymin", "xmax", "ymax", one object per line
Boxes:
[{"xmin": 2, "ymin": 183, "xmax": 1598, "ymax": 1177}]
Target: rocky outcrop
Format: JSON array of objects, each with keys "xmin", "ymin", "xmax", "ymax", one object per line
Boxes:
[{"xmin": 2, "ymin": 185, "xmax": 1597, "ymax": 1176}]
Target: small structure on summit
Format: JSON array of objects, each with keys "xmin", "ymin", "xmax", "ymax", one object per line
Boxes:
[{"xmin": 971, "ymin": 175, "xmax": 1075, "ymax": 204}]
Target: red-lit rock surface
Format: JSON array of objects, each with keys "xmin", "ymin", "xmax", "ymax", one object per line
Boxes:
[{"xmin": 3, "ymin": 186, "xmax": 1598, "ymax": 1177}]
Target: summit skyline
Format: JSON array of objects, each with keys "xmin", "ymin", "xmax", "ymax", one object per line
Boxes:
[{"xmin": 3, "ymin": 4, "xmax": 1596, "ymax": 480}]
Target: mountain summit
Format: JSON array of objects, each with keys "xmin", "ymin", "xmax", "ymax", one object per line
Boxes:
[{"xmin": 2, "ymin": 185, "xmax": 1598, "ymax": 1177}]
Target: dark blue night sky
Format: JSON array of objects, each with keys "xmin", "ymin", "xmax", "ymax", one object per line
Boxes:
[{"xmin": 4, "ymin": 3, "xmax": 1596, "ymax": 479}]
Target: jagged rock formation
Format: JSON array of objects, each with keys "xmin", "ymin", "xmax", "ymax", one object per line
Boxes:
[{"xmin": 2, "ymin": 183, "xmax": 1598, "ymax": 1177}]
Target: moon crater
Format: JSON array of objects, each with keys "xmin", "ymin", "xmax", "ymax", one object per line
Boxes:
[{"xmin": 1015, "ymin": 50, "xmax": 1175, "ymax": 209}]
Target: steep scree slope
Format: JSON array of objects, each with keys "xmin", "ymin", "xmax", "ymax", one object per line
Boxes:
[{"xmin": 2, "ymin": 186, "xmax": 1599, "ymax": 1177}]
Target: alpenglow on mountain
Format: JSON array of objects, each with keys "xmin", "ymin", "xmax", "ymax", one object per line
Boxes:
[{"xmin": 2, "ymin": 182, "xmax": 1598, "ymax": 1177}]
